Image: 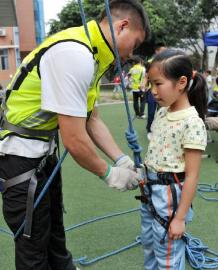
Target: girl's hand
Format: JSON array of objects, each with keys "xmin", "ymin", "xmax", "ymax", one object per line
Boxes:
[{"xmin": 168, "ymin": 217, "xmax": 185, "ymax": 240}]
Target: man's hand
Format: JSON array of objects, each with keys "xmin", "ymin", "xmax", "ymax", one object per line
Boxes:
[
  {"xmin": 100, "ymin": 165, "xmax": 141, "ymax": 191},
  {"xmin": 114, "ymin": 155, "xmax": 135, "ymax": 171}
]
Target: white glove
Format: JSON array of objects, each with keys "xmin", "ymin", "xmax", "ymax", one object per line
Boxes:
[
  {"xmin": 101, "ymin": 165, "xmax": 141, "ymax": 191},
  {"xmin": 114, "ymin": 155, "xmax": 135, "ymax": 171}
]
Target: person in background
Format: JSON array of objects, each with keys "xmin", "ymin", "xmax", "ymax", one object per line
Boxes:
[
  {"xmin": 0, "ymin": 1, "xmax": 150, "ymax": 269},
  {"xmin": 146, "ymin": 42, "xmax": 167, "ymax": 139},
  {"xmin": 140, "ymin": 49, "xmax": 207, "ymax": 270},
  {"xmin": 204, "ymin": 70, "xmax": 213, "ymax": 100},
  {"xmin": 128, "ymin": 56, "xmax": 146, "ymax": 118},
  {"xmin": 113, "ymin": 73, "xmax": 122, "ymax": 94}
]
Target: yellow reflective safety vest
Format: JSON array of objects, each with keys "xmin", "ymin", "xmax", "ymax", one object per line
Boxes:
[
  {"xmin": 0, "ymin": 20, "xmax": 115, "ymax": 141},
  {"xmin": 128, "ymin": 63, "xmax": 145, "ymax": 91}
]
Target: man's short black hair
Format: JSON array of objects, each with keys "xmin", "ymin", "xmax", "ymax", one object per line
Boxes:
[{"xmin": 100, "ymin": 0, "xmax": 150, "ymax": 40}]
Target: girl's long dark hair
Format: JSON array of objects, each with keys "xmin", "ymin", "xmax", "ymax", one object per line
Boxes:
[{"xmin": 149, "ymin": 49, "xmax": 208, "ymax": 120}]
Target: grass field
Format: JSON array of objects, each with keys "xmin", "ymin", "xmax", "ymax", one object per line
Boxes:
[{"xmin": 1, "ymin": 100, "xmax": 218, "ymax": 270}]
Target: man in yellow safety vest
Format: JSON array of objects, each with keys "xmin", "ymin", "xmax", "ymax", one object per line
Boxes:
[{"xmin": 0, "ymin": 1, "xmax": 150, "ymax": 269}]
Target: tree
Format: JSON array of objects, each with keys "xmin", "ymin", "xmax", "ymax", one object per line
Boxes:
[
  {"xmin": 47, "ymin": 0, "xmax": 218, "ymax": 70},
  {"xmin": 175, "ymin": 0, "xmax": 218, "ymax": 70},
  {"xmin": 47, "ymin": 0, "xmax": 103, "ymax": 36},
  {"xmin": 144, "ymin": 0, "xmax": 218, "ymax": 70}
]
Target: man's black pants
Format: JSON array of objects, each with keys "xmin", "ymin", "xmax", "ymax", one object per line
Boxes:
[
  {"xmin": 0, "ymin": 154, "xmax": 76, "ymax": 270},
  {"xmin": 132, "ymin": 91, "xmax": 146, "ymax": 116}
]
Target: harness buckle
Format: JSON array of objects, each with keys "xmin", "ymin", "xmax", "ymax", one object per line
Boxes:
[
  {"xmin": 136, "ymin": 164, "xmax": 147, "ymax": 184},
  {"xmin": 135, "ymin": 180, "xmax": 148, "ymax": 203}
]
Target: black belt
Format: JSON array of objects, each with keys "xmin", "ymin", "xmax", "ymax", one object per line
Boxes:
[{"xmin": 147, "ymin": 172, "xmax": 185, "ymax": 186}]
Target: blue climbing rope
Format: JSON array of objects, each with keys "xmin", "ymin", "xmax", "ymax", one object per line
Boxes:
[
  {"xmin": 185, "ymin": 233, "xmax": 218, "ymax": 269},
  {"xmin": 104, "ymin": 0, "xmax": 142, "ymax": 168},
  {"xmin": 2, "ymin": 205, "xmax": 218, "ymax": 269},
  {"xmin": 77, "ymin": 236, "xmax": 141, "ymax": 266},
  {"xmin": 65, "ymin": 208, "xmax": 141, "ymax": 266},
  {"xmin": 197, "ymin": 183, "xmax": 218, "ymax": 202},
  {"xmin": 0, "ymin": 227, "xmax": 13, "ymax": 236},
  {"xmin": 77, "ymin": 0, "xmax": 91, "ymax": 42},
  {"xmin": 65, "ymin": 207, "xmax": 139, "ymax": 232}
]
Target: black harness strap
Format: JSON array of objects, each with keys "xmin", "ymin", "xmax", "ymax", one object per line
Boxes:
[
  {"xmin": 148, "ymin": 172, "xmax": 185, "ymax": 186},
  {"xmin": 23, "ymin": 173, "xmax": 38, "ymax": 238},
  {"xmin": 136, "ymin": 171, "xmax": 184, "ymax": 244},
  {"xmin": 0, "ymin": 169, "xmax": 36, "ymax": 193},
  {"xmin": 2, "ymin": 119, "xmax": 57, "ymax": 138}
]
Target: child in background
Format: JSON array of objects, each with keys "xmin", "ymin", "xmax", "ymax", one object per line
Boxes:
[
  {"xmin": 113, "ymin": 74, "xmax": 121, "ymax": 93},
  {"xmin": 140, "ymin": 49, "xmax": 207, "ymax": 270}
]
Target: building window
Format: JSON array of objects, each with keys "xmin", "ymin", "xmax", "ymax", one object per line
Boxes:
[{"xmin": 0, "ymin": 49, "xmax": 9, "ymax": 70}]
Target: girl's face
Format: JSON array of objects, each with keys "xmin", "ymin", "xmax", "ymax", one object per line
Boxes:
[{"xmin": 148, "ymin": 64, "xmax": 187, "ymax": 110}]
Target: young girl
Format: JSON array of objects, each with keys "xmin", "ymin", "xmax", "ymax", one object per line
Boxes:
[{"xmin": 140, "ymin": 49, "xmax": 207, "ymax": 270}]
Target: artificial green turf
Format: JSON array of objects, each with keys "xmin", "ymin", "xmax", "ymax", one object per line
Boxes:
[{"xmin": 1, "ymin": 103, "xmax": 218, "ymax": 270}]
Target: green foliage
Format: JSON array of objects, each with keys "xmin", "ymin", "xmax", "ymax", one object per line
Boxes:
[
  {"xmin": 48, "ymin": 0, "xmax": 104, "ymax": 36},
  {"xmin": 47, "ymin": 0, "xmax": 217, "ymax": 69},
  {"xmin": 83, "ymin": 0, "xmax": 105, "ymax": 21},
  {"xmin": 141, "ymin": 0, "xmax": 218, "ymax": 69}
]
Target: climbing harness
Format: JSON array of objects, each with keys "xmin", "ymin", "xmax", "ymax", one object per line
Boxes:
[
  {"xmin": 13, "ymin": 149, "xmax": 67, "ymax": 239},
  {"xmin": 0, "ymin": 115, "xmax": 57, "ymax": 238},
  {"xmin": 135, "ymin": 170, "xmax": 185, "ymax": 244}
]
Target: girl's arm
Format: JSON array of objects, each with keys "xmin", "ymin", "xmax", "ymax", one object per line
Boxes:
[
  {"xmin": 176, "ymin": 148, "xmax": 202, "ymax": 220},
  {"xmin": 169, "ymin": 148, "xmax": 202, "ymax": 240}
]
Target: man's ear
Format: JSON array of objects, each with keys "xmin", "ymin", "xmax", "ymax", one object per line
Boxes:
[{"xmin": 116, "ymin": 19, "xmax": 129, "ymax": 34}]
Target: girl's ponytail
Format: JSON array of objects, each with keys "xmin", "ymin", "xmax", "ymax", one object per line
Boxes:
[{"xmin": 188, "ymin": 72, "xmax": 208, "ymax": 121}]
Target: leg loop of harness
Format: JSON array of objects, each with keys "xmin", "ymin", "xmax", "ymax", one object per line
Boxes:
[
  {"xmin": 23, "ymin": 173, "xmax": 38, "ymax": 238},
  {"xmin": 136, "ymin": 171, "xmax": 184, "ymax": 244},
  {"xmin": 1, "ymin": 137, "xmax": 55, "ymax": 238},
  {"xmin": 0, "ymin": 169, "xmax": 37, "ymax": 238},
  {"xmin": 23, "ymin": 136, "xmax": 55, "ymax": 238},
  {"xmin": 160, "ymin": 183, "xmax": 178, "ymax": 244},
  {"xmin": 0, "ymin": 169, "xmax": 36, "ymax": 193}
]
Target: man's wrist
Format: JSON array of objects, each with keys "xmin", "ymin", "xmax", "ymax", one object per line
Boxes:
[
  {"xmin": 114, "ymin": 154, "xmax": 126, "ymax": 164},
  {"xmin": 100, "ymin": 164, "xmax": 111, "ymax": 180}
]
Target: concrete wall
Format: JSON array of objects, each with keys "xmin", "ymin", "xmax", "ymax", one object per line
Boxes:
[{"xmin": 0, "ymin": 27, "xmax": 17, "ymax": 87}]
